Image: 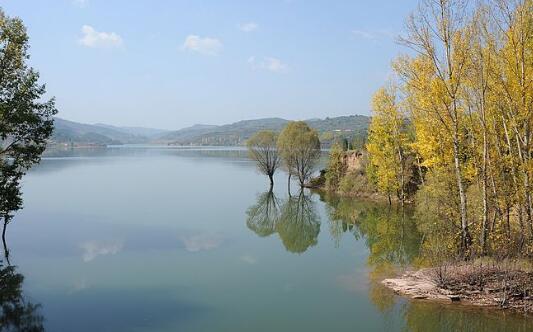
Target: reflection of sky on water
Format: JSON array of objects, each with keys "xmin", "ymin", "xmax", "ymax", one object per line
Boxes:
[
  {"xmin": 181, "ymin": 233, "xmax": 224, "ymax": 252},
  {"xmin": 3, "ymin": 146, "xmax": 531, "ymax": 332},
  {"xmin": 80, "ymin": 240, "xmax": 124, "ymax": 262}
]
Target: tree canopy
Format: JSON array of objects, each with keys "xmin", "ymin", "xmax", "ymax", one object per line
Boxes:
[
  {"xmin": 0, "ymin": 8, "xmax": 56, "ymax": 236},
  {"xmin": 277, "ymin": 121, "xmax": 321, "ymax": 187},
  {"xmin": 246, "ymin": 130, "xmax": 281, "ymax": 187}
]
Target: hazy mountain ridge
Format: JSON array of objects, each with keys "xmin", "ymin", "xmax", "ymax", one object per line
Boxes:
[
  {"xmin": 51, "ymin": 115, "xmax": 370, "ymax": 146},
  {"xmin": 158, "ymin": 116, "xmax": 369, "ymax": 146},
  {"xmin": 51, "ymin": 118, "xmax": 146, "ymax": 145},
  {"xmin": 93, "ymin": 123, "xmax": 170, "ymax": 138}
]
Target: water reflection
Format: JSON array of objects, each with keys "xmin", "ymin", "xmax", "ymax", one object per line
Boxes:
[
  {"xmin": 246, "ymin": 190, "xmax": 281, "ymax": 238},
  {"xmin": 320, "ymin": 193, "xmax": 533, "ymax": 332},
  {"xmin": 247, "ymin": 190, "xmax": 320, "ymax": 254},
  {"xmin": 0, "ymin": 261, "xmax": 45, "ymax": 332},
  {"xmin": 401, "ymin": 301, "xmax": 532, "ymax": 332},
  {"xmin": 4, "ymin": 147, "xmax": 532, "ymax": 331},
  {"xmin": 321, "ymin": 193, "xmax": 422, "ymax": 314},
  {"xmin": 321, "ymin": 193, "xmax": 421, "ymax": 268}
]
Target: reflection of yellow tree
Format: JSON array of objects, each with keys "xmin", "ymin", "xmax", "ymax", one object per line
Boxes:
[
  {"xmin": 368, "ymin": 264, "xmax": 396, "ymax": 313},
  {"xmin": 403, "ymin": 301, "xmax": 533, "ymax": 332},
  {"xmin": 276, "ymin": 192, "xmax": 320, "ymax": 254},
  {"xmin": 0, "ymin": 262, "xmax": 44, "ymax": 331},
  {"xmin": 323, "ymin": 194, "xmax": 421, "ymax": 268},
  {"xmin": 246, "ymin": 190, "xmax": 281, "ymax": 237},
  {"xmin": 322, "ymin": 194, "xmax": 422, "ymax": 313}
]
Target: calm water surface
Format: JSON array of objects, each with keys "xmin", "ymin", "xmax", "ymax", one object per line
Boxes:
[{"xmin": 4, "ymin": 146, "xmax": 531, "ymax": 331}]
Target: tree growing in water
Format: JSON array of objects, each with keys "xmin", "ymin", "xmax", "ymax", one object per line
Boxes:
[
  {"xmin": 277, "ymin": 121, "xmax": 321, "ymax": 189},
  {"xmin": 0, "ymin": 9, "xmax": 57, "ymax": 241},
  {"xmin": 246, "ymin": 130, "xmax": 281, "ymax": 187}
]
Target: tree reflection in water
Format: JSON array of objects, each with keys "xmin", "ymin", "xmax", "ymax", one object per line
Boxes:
[
  {"xmin": 0, "ymin": 261, "xmax": 44, "ymax": 332},
  {"xmin": 0, "ymin": 163, "xmax": 44, "ymax": 331},
  {"xmin": 247, "ymin": 190, "xmax": 320, "ymax": 254},
  {"xmin": 321, "ymin": 193, "xmax": 533, "ymax": 332},
  {"xmin": 246, "ymin": 190, "xmax": 282, "ymax": 238}
]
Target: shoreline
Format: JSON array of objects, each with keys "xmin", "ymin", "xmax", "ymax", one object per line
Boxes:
[{"xmin": 382, "ymin": 264, "xmax": 533, "ymax": 314}]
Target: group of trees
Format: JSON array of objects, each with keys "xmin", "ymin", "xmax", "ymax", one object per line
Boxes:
[
  {"xmin": 247, "ymin": 121, "xmax": 321, "ymax": 189},
  {"xmin": 365, "ymin": 0, "xmax": 533, "ymax": 257},
  {"xmin": 0, "ymin": 9, "xmax": 56, "ymax": 247}
]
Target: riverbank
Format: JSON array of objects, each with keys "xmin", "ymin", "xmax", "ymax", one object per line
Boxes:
[{"xmin": 382, "ymin": 262, "xmax": 533, "ymax": 314}]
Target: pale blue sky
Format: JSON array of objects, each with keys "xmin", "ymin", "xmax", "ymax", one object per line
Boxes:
[{"xmin": 3, "ymin": 0, "xmax": 418, "ymax": 129}]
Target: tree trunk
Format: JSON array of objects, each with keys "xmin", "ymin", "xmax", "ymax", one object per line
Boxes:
[
  {"xmin": 416, "ymin": 156, "xmax": 425, "ymax": 187},
  {"xmin": 2, "ymin": 218, "xmax": 9, "ymax": 265},
  {"xmin": 287, "ymin": 173, "xmax": 292, "ymax": 196},
  {"xmin": 398, "ymin": 148, "xmax": 405, "ymax": 206},
  {"xmin": 268, "ymin": 174, "xmax": 274, "ymax": 188},
  {"xmin": 453, "ymin": 134, "xmax": 470, "ymax": 252},
  {"xmin": 481, "ymin": 125, "xmax": 489, "ymax": 255}
]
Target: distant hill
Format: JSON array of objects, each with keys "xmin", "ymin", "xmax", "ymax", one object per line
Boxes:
[
  {"xmin": 157, "ymin": 115, "xmax": 370, "ymax": 146},
  {"xmin": 93, "ymin": 123, "xmax": 169, "ymax": 138},
  {"xmin": 50, "ymin": 115, "xmax": 370, "ymax": 147},
  {"xmin": 51, "ymin": 118, "xmax": 149, "ymax": 145}
]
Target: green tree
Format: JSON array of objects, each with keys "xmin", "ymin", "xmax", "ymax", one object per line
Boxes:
[
  {"xmin": 247, "ymin": 130, "xmax": 280, "ymax": 187},
  {"xmin": 0, "ymin": 9, "xmax": 57, "ymax": 239},
  {"xmin": 277, "ymin": 121, "xmax": 321, "ymax": 188}
]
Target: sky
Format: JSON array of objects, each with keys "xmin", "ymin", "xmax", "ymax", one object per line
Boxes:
[{"xmin": 2, "ymin": 0, "xmax": 419, "ymax": 130}]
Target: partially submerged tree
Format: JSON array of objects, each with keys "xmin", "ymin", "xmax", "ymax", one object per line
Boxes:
[
  {"xmin": 247, "ymin": 130, "xmax": 280, "ymax": 187},
  {"xmin": 0, "ymin": 162, "xmax": 22, "ymax": 262},
  {"xmin": 0, "ymin": 8, "xmax": 56, "ymax": 243},
  {"xmin": 277, "ymin": 121, "xmax": 321, "ymax": 188}
]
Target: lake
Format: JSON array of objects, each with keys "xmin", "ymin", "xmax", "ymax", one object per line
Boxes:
[{"xmin": 3, "ymin": 146, "xmax": 531, "ymax": 331}]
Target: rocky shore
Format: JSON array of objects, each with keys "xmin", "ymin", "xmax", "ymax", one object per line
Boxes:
[{"xmin": 382, "ymin": 265, "xmax": 533, "ymax": 314}]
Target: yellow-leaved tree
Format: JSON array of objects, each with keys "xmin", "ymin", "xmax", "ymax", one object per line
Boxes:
[{"xmin": 367, "ymin": 85, "xmax": 412, "ymax": 205}]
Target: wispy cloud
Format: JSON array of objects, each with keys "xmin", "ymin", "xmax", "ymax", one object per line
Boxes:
[
  {"xmin": 73, "ymin": 0, "xmax": 89, "ymax": 8},
  {"xmin": 248, "ymin": 56, "xmax": 289, "ymax": 73},
  {"xmin": 69, "ymin": 278, "xmax": 90, "ymax": 294},
  {"xmin": 181, "ymin": 233, "xmax": 223, "ymax": 252},
  {"xmin": 240, "ymin": 254, "xmax": 257, "ymax": 264},
  {"xmin": 79, "ymin": 25, "xmax": 123, "ymax": 48},
  {"xmin": 352, "ymin": 30, "xmax": 376, "ymax": 40},
  {"xmin": 238, "ymin": 22, "xmax": 258, "ymax": 32},
  {"xmin": 80, "ymin": 240, "xmax": 123, "ymax": 262},
  {"xmin": 351, "ymin": 29, "xmax": 395, "ymax": 41},
  {"xmin": 182, "ymin": 35, "xmax": 223, "ymax": 56}
]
